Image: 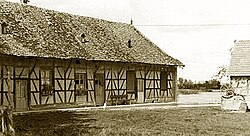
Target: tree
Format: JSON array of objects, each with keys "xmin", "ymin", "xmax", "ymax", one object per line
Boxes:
[{"xmin": 213, "ymin": 65, "xmax": 230, "ymax": 85}]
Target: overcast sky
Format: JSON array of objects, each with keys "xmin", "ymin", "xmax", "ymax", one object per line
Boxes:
[{"xmin": 7, "ymin": 0, "xmax": 250, "ymax": 81}]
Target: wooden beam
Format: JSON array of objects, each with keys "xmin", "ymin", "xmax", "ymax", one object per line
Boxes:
[
  {"xmin": 67, "ymin": 80, "xmax": 73, "ymax": 92},
  {"xmin": 45, "ymin": 96, "xmax": 50, "ymax": 104},
  {"xmin": 64, "ymin": 60, "xmax": 72, "ymax": 103},
  {"xmin": 166, "ymin": 72, "xmax": 169, "ymax": 97},
  {"xmin": 86, "ymin": 62, "xmax": 89, "ymax": 102},
  {"xmin": 52, "ymin": 59, "xmax": 55, "ymax": 104},
  {"xmin": 104, "ymin": 65, "xmax": 106, "ymax": 103},
  {"xmin": 111, "ymin": 66, "xmax": 114, "ymax": 96},
  {"xmin": 65, "ymin": 60, "xmax": 72, "ymax": 74},
  {"xmin": 117, "ymin": 68, "xmax": 120, "ymax": 95},
  {"xmin": 93, "ymin": 64, "xmax": 96, "ymax": 106},
  {"xmin": 68, "ymin": 91, "xmax": 73, "ymax": 103},
  {"xmin": 27, "ymin": 68, "xmax": 31, "ymax": 110},
  {"xmin": 56, "ymin": 67, "xmax": 64, "ymax": 79},
  {"xmin": 1, "ymin": 65, "xmax": 3, "ymax": 105},
  {"xmin": 172, "ymin": 67, "xmax": 177, "ymax": 102},
  {"xmin": 39, "ymin": 70, "xmax": 42, "ymax": 105},
  {"xmin": 28, "ymin": 59, "xmax": 38, "ymax": 77},
  {"xmin": 67, "ymin": 68, "xmax": 72, "ymax": 79},
  {"xmin": 139, "ymin": 71, "xmax": 143, "ymax": 79},
  {"xmin": 31, "ymin": 80, "xmax": 38, "ymax": 92},
  {"xmin": 56, "ymin": 80, "xmax": 64, "ymax": 93},
  {"xmin": 12, "ymin": 66, "xmax": 16, "ymax": 109},
  {"xmin": 31, "ymin": 92, "xmax": 38, "ymax": 105},
  {"xmin": 134, "ymin": 70, "xmax": 137, "ymax": 99},
  {"xmin": 143, "ymin": 66, "xmax": 147, "ymax": 102},
  {"xmin": 18, "ymin": 68, "xmax": 25, "ymax": 79},
  {"xmin": 153, "ymin": 70, "xmax": 156, "ymax": 98},
  {"xmin": 56, "ymin": 91, "xmax": 63, "ymax": 103},
  {"xmin": 74, "ymin": 61, "xmax": 76, "ymax": 103}
]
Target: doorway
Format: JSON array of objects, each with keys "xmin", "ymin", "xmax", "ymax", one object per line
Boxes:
[
  {"xmin": 137, "ymin": 79, "xmax": 144, "ymax": 103},
  {"xmin": 95, "ymin": 73, "xmax": 104, "ymax": 105},
  {"xmin": 16, "ymin": 80, "xmax": 28, "ymax": 111}
]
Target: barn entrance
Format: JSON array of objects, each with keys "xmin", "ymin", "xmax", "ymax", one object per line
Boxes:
[
  {"xmin": 15, "ymin": 80, "xmax": 28, "ymax": 111},
  {"xmin": 95, "ymin": 73, "xmax": 104, "ymax": 105}
]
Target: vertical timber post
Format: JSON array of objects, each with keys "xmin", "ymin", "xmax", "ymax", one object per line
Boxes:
[
  {"xmin": 104, "ymin": 64, "xmax": 106, "ymax": 104},
  {"xmin": 52, "ymin": 60, "xmax": 55, "ymax": 104},
  {"xmin": 39, "ymin": 69, "xmax": 42, "ymax": 105},
  {"xmin": 85, "ymin": 62, "xmax": 88, "ymax": 102},
  {"xmin": 1, "ymin": 65, "xmax": 3, "ymax": 106},
  {"xmin": 93, "ymin": 64, "xmax": 96, "ymax": 106},
  {"xmin": 64, "ymin": 61, "xmax": 67, "ymax": 103},
  {"xmin": 10, "ymin": 67, "xmax": 16, "ymax": 109},
  {"xmin": 172, "ymin": 66, "xmax": 178, "ymax": 102},
  {"xmin": 27, "ymin": 68, "xmax": 31, "ymax": 110},
  {"xmin": 143, "ymin": 66, "xmax": 147, "ymax": 103},
  {"xmin": 73, "ymin": 60, "xmax": 76, "ymax": 103}
]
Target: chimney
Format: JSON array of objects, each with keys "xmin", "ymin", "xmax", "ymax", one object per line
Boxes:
[{"xmin": 20, "ymin": 0, "xmax": 29, "ymax": 4}]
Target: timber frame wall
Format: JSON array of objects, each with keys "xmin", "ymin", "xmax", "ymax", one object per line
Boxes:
[{"xmin": 0, "ymin": 55, "xmax": 178, "ymax": 111}]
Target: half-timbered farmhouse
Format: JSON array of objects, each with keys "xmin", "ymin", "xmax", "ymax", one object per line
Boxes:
[
  {"xmin": 0, "ymin": 1, "xmax": 183, "ymax": 111},
  {"xmin": 228, "ymin": 40, "xmax": 250, "ymax": 96}
]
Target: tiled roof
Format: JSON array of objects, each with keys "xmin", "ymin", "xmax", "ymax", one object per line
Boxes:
[
  {"xmin": 228, "ymin": 40, "xmax": 250, "ymax": 76},
  {"xmin": 0, "ymin": 1, "xmax": 183, "ymax": 66}
]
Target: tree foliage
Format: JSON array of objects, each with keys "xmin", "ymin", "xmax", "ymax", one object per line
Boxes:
[{"xmin": 178, "ymin": 77, "xmax": 220, "ymax": 90}]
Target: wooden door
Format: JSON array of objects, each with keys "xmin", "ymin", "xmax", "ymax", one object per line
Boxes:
[
  {"xmin": 95, "ymin": 73, "xmax": 104, "ymax": 105},
  {"xmin": 137, "ymin": 79, "xmax": 144, "ymax": 103},
  {"xmin": 16, "ymin": 80, "xmax": 28, "ymax": 111}
]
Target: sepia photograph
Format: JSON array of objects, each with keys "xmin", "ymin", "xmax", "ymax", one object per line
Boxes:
[{"xmin": 0, "ymin": 0, "xmax": 250, "ymax": 135}]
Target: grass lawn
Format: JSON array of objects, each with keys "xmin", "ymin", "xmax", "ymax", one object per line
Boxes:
[{"xmin": 14, "ymin": 107, "xmax": 250, "ymax": 136}]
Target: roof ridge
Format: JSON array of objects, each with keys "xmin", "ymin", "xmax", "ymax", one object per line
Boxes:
[
  {"xmin": 2, "ymin": 1, "xmax": 130, "ymax": 26},
  {"xmin": 234, "ymin": 40, "xmax": 250, "ymax": 43}
]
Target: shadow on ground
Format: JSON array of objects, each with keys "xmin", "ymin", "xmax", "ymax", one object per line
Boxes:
[{"xmin": 14, "ymin": 111, "xmax": 103, "ymax": 136}]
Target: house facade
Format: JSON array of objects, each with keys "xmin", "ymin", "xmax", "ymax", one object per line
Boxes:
[
  {"xmin": 0, "ymin": 2, "xmax": 183, "ymax": 111},
  {"xmin": 228, "ymin": 40, "xmax": 250, "ymax": 109},
  {"xmin": 228, "ymin": 40, "xmax": 250, "ymax": 92}
]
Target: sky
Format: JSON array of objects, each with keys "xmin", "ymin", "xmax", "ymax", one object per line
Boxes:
[{"xmin": 7, "ymin": 0, "xmax": 250, "ymax": 81}]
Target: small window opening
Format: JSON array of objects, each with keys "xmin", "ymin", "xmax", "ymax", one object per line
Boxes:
[
  {"xmin": 128, "ymin": 39, "xmax": 132, "ymax": 48},
  {"xmin": 80, "ymin": 33, "xmax": 88, "ymax": 43},
  {"xmin": 1, "ymin": 22, "xmax": 7, "ymax": 34}
]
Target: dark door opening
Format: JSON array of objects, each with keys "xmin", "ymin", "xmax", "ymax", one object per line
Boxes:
[
  {"xmin": 16, "ymin": 80, "xmax": 28, "ymax": 111},
  {"xmin": 95, "ymin": 73, "xmax": 104, "ymax": 105}
]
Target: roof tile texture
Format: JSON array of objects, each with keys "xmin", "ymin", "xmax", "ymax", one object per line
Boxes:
[
  {"xmin": 0, "ymin": 2, "xmax": 183, "ymax": 66},
  {"xmin": 228, "ymin": 40, "xmax": 250, "ymax": 76}
]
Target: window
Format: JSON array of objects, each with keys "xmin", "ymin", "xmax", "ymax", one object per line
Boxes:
[
  {"xmin": 80, "ymin": 33, "xmax": 89, "ymax": 43},
  {"xmin": 1, "ymin": 22, "xmax": 7, "ymax": 34},
  {"xmin": 75, "ymin": 73, "xmax": 87, "ymax": 95},
  {"xmin": 41, "ymin": 70, "xmax": 53, "ymax": 96}
]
